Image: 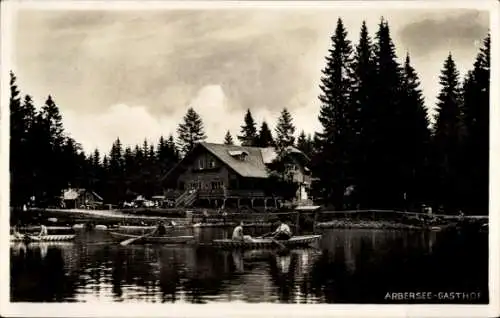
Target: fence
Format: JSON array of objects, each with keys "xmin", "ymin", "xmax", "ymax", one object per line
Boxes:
[
  {"xmin": 189, "ymin": 211, "xmax": 302, "ymax": 230},
  {"xmin": 315, "ymin": 209, "xmax": 488, "ymax": 223},
  {"xmin": 188, "ymin": 209, "xmax": 488, "ymax": 230}
]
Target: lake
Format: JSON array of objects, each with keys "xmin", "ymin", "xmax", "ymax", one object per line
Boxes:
[{"xmin": 10, "ymin": 227, "xmax": 488, "ymax": 304}]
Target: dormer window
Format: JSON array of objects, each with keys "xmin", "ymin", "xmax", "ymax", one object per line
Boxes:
[{"xmin": 228, "ymin": 150, "xmax": 249, "ymax": 161}]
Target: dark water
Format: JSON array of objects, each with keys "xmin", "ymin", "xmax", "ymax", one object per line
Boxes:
[{"xmin": 10, "ymin": 228, "xmax": 488, "ymax": 304}]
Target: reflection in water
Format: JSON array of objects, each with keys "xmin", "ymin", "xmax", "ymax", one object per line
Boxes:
[{"xmin": 10, "ymin": 228, "xmax": 488, "ymax": 304}]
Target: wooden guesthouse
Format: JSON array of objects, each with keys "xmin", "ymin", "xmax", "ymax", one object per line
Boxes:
[{"xmin": 162, "ymin": 142, "xmax": 312, "ymax": 209}]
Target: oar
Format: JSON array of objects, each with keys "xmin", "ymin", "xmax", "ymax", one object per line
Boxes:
[
  {"xmin": 120, "ymin": 233, "xmax": 151, "ymax": 246},
  {"xmin": 270, "ymin": 238, "xmax": 287, "ymax": 250},
  {"xmin": 257, "ymin": 232, "xmax": 273, "ymax": 239},
  {"xmin": 26, "ymin": 235, "xmax": 41, "ymax": 242}
]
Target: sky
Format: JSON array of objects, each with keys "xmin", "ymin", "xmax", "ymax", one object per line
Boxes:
[{"xmin": 12, "ymin": 6, "xmax": 490, "ymax": 153}]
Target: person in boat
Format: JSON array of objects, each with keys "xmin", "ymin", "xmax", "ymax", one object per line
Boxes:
[
  {"xmin": 150, "ymin": 221, "xmax": 168, "ymax": 236},
  {"xmin": 149, "ymin": 220, "xmax": 175, "ymax": 236},
  {"xmin": 272, "ymin": 220, "xmax": 292, "ymax": 240},
  {"xmin": 38, "ymin": 223, "xmax": 48, "ymax": 237},
  {"xmin": 202, "ymin": 209, "xmax": 209, "ymax": 223},
  {"xmin": 232, "ymin": 221, "xmax": 253, "ymax": 242},
  {"xmin": 12, "ymin": 223, "xmax": 24, "ymax": 239}
]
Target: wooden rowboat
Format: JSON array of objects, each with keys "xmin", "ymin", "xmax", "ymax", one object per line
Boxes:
[
  {"xmin": 10, "ymin": 234, "xmax": 76, "ymax": 242},
  {"xmin": 192, "ymin": 222, "xmax": 234, "ymax": 228},
  {"xmin": 15, "ymin": 226, "xmax": 74, "ymax": 232},
  {"xmin": 117, "ymin": 225, "xmax": 156, "ymax": 230},
  {"xmin": 211, "ymin": 234, "xmax": 322, "ymax": 249},
  {"xmin": 108, "ymin": 231, "xmax": 194, "ymax": 244}
]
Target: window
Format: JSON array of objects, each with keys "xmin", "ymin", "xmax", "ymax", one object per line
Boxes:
[
  {"xmin": 211, "ymin": 181, "xmax": 224, "ymax": 190},
  {"xmin": 198, "ymin": 159, "xmax": 205, "ymax": 170},
  {"xmin": 208, "ymin": 159, "xmax": 216, "ymax": 168}
]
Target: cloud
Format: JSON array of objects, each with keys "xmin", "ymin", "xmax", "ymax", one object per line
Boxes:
[
  {"xmin": 62, "ymin": 84, "xmax": 321, "ymax": 153},
  {"xmin": 62, "ymin": 103, "xmax": 182, "ymax": 153},
  {"xmin": 398, "ymin": 10, "xmax": 489, "ymax": 57},
  {"xmin": 15, "ymin": 8, "xmax": 490, "ymax": 153}
]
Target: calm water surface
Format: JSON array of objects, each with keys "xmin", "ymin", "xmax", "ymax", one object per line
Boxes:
[{"xmin": 10, "ymin": 228, "xmax": 488, "ymax": 303}]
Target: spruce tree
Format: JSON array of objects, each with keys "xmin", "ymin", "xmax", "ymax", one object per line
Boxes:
[
  {"xmin": 275, "ymin": 108, "xmax": 295, "ymax": 150},
  {"xmin": 167, "ymin": 134, "xmax": 179, "ymax": 161},
  {"xmin": 108, "ymin": 138, "xmax": 125, "ymax": 201},
  {"xmin": 238, "ymin": 109, "xmax": 258, "ymax": 146},
  {"xmin": 177, "ymin": 107, "xmax": 206, "ymax": 155},
  {"xmin": 40, "ymin": 95, "xmax": 65, "ymax": 148},
  {"xmin": 167, "ymin": 135, "xmax": 180, "ymax": 161},
  {"xmin": 16, "ymin": 95, "xmax": 38, "ymax": 203},
  {"xmin": 367, "ymin": 18, "xmax": 404, "ymax": 209},
  {"xmin": 461, "ymin": 33, "xmax": 490, "ymax": 214},
  {"xmin": 223, "ymin": 130, "xmax": 234, "ymax": 145},
  {"xmin": 432, "ymin": 53, "xmax": 464, "ymax": 213},
  {"xmin": 314, "ymin": 17, "xmax": 354, "ymax": 209},
  {"xmin": 9, "ymin": 71, "xmax": 23, "ymax": 205},
  {"xmin": 399, "ymin": 53, "xmax": 432, "ymax": 208},
  {"xmin": 296, "ymin": 130, "xmax": 314, "ymax": 157},
  {"xmin": 38, "ymin": 95, "xmax": 66, "ymax": 201},
  {"xmin": 92, "ymin": 149, "xmax": 101, "ymax": 168},
  {"xmin": 256, "ymin": 121, "xmax": 274, "ymax": 147},
  {"xmin": 349, "ymin": 21, "xmax": 377, "ymax": 208}
]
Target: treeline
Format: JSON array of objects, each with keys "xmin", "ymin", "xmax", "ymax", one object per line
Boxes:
[
  {"xmin": 310, "ymin": 18, "xmax": 489, "ymax": 214},
  {"xmin": 9, "ymin": 77, "xmax": 181, "ymax": 205},
  {"xmin": 9, "ymin": 76, "xmax": 311, "ymax": 206},
  {"xmin": 9, "ymin": 17, "xmax": 489, "ymax": 215}
]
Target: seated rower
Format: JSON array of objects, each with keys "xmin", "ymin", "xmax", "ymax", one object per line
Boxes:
[
  {"xmin": 38, "ymin": 223, "xmax": 48, "ymax": 237},
  {"xmin": 151, "ymin": 221, "xmax": 168, "ymax": 236},
  {"xmin": 272, "ymin": 220, "xmax": 292, "ymax": 240},
  {"xmin": 232, "ymin": 221, "xmax": 252, "ymax": 242},
  {"xmin": 12, "ymin": 224, "xmax": 24, "ymax": 239}
]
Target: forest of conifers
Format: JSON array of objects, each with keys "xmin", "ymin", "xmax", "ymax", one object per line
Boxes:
[{"xmin": 9, "ymin": 18, "xmax": 490, "ymax": 215}]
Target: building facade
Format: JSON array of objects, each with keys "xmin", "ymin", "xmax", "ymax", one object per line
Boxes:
[{"xmin": 162, "ymin": 142, "xmax": 312, "ymax": 209}]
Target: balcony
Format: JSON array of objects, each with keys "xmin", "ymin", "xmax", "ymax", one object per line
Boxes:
[{"xmin": 197, "ymin": 189, "xmax": 266, "ymax": 199}]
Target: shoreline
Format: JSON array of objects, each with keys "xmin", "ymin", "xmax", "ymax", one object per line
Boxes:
[
  {"xmin": 315, "ymin": 220, "xmax": 451, "ymax": 230},
  {"xmin": 10, "ymin": 207, "xmax": 487, "ymax": 231}
]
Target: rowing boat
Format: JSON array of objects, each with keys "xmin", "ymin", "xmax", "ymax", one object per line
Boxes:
[
  {"xmin": 117, "ymin": 225, "xmax": 156, "ymax": 230},
  {"xmin": 10, "ymin": 234, "xmax": 76, "ymax": 242},
  {"xmin": 192, "ymin": 222, "xmax": 234, "ymax": 228},
  {"xmin": 211, "ymin": 234, "xmax": 322, "ymax": 249},
  {"xmin": 108, "ymin": 231, "xmax": 194, "ymax": 244}
]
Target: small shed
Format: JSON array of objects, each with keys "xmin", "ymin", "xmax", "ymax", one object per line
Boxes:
[{"xmin": 62, "ymin": 188, "xmax": 103, "ymax": 209}]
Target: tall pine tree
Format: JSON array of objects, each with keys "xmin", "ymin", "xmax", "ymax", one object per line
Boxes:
[
  {"xmin": 238, "ymin": 109, "xmax": 258, "ymax": 146},
  {"xmin": 432, "ymin": 53, "xmax": 464, "ymax": 213},
  {"xmin": 296, "ymin": 130, "xmax": 314, "ymax": 157},
  {"xmin": 314, "ymin": 18, "xmax": 354, "ymax": 209},
  {"xmin": 177, "ymin": 107, "xmax": 206, "ymax": 155},
  {"xmin": 223, "ymin": 130, "xmax": 234, "ymax": 145},
  {"xmin": 256, "ymin": 121, "xmax": 275, "ymax": 147},
  {"xmin": 461, "ymin": 33, "xmax": 490, "ymax": 214},
  {"xmin": 399, "ymin": 53, "xmax": 432, "ymax": 208},
  {"xmin": 9, "ymin": 71, "xmax": 23, "ymax": 205},
  {"xmin": 349, "ymin": 21, "xmax": 377, "ymax": 208},
  {"xmin": 366, "ymin": 18, "xmax": 404, "ymax": 209},
  {"xmin": 38, "ymin": 95, "xmax": 66, "ymax": 201},
  {"xmin": 275, "ymin": 108, "xmax": 295, "ymax": 150}
]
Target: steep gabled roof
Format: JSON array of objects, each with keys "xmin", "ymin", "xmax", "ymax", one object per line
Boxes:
[
  {"xmin": 162, "ymin": 142, "xmax": 308, "ymax": 182},
  {"xmin": 202, "ymin": 142, "xmax": 270, "ymax": 178}
]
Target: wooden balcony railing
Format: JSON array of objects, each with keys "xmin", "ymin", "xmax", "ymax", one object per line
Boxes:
[{"xmin": 197, "ymin": 189, "xmax": 266, "ymax": 199}]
